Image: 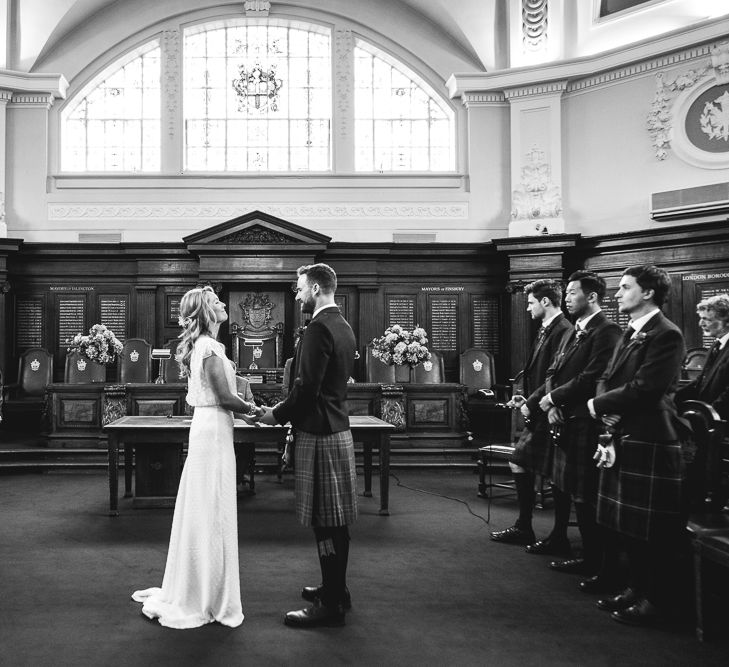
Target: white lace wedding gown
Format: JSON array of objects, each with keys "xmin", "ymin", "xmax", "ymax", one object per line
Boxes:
[{"xmin": 132, "ymin": 336, "xmax": 244, "ymax": 629}]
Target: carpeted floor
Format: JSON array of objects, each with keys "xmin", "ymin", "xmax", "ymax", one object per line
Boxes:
[{"xmin": 1, "ymin": 469, "xmax": 727, "ymax": 667}]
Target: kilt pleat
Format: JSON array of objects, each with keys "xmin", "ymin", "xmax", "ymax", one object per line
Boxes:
[
  {"xmin": 510, "ymin": 418, "xmax": 553, "ymax": 477},
  {"xmin": 596, "ymin": 437, "xmax": 684, "ymax": 541},
  {"xmin": 551, "ymin": 417, "xmax": 599, "ymax": 503},
  {"xmin": 294, "ymin": 429, "xmax": 358, "ymax": 528}
]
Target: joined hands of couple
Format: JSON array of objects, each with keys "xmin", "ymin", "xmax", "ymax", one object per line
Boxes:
[
  {"xmin": 506, "ymin": 393, "xmax": 619, "ymax": 469},
  {"xmin": 236, "ymin": 398, "xmax": 280, "ymax": 426}
]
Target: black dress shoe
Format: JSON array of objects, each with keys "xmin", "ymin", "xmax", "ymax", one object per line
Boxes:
[
  {"xmin": 597, "ymin": 587, "xmax": 640, "ymax": 612},
  {"xmin": 611, "ymin": 598, "xmax": 659, "ymax": 626},
  {"xmin": 301, "ymin": 585, "xmax": 352, "ymax": 610},
  {"xmin": 548, "ymin": 558, "xmax": 591, "ymax": 574},
  {"xmin": 284, "ymin": 600, "xmax": 345, "ymax": 628},
  {"xmin": 579, "ymin": 575, "xmax": 621, "ymax": 594},
  {"xmin": 525, "ymin": 536, "xmax": 572, "ymax": 556},
  {"xmin": 490, "ymin": 525, "xmax": 535, "ymax": 544}
]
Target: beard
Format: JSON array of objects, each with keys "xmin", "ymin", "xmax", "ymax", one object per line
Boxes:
[{"xmin": 300, "ymin": 295, "xmax": 316, "ymax": 314}]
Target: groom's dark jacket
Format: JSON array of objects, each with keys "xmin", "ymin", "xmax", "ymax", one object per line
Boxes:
[{"xmin": 273, "ymin": 306, "xmax": 356, "ymax": 434}]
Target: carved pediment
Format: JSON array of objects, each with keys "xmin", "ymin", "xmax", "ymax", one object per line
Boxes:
[
  {"xmin": 183, "ymin": 210, "xmax": 331, "ymax": 248},
  {"xmin": 217, "ymin": 225, "xmax": 296, "ymax": 244}
]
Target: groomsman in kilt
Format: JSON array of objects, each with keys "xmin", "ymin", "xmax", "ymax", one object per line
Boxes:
[
  {"xmin": 491, "ymin": 279, "xmax": 573, "ymax": 547},
  {"xmin": 588, "ymin": 264, "xmax": 688, "ymax": 627},
  {"xmin": 526, "ymin": 271, "xmax": 621, "ymax": 581},
  {"xmin": 258, "ymin": 263, "xmax": 358, "ymax": 628},
  {"xmin": 675, "ymin": 293, "xmax": 729, "ymax": 420}
]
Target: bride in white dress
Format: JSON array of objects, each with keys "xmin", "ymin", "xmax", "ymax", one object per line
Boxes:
[{"xmin": 132, "ymin": 286, "xmax": 259, "ymax": 629}]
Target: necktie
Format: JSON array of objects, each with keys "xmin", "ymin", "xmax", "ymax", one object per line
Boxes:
[
  {"xmin": 527, "ymin": 326, "xmax": 548, "ymax": 368},
  {"xmin": 703, "ymin": 340, "xmax": 721, "ymax": 373},
  {"xmin": 620, "ymin": 325, "xmax": 634, "ymax": 347}
]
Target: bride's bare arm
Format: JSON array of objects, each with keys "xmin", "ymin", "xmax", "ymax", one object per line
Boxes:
[{"xmin": 204, "ymin": 354, "xmax": 256, "ymax": 413}]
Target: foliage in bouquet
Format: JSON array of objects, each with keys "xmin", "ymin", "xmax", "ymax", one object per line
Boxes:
[
  {"xmin": 66, "ymin": 324, "xmax": 123, "ymax": 366},
  {"xmin": 371, "ymin": 324, "xmax": 432, "ymax": 367}
]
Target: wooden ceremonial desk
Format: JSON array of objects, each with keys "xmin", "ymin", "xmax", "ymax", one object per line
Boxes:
[{"xmin": 104, "ymin": 415, "xmax": 394, "ymax": 517}]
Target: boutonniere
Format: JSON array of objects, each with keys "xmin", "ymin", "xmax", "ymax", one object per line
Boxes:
[
  {"xmin": 574, "ymin": 328, "xmax": 591, "ymax": 343},
  {"xmin": 629, "ymin": 331, "xmax": 649, "ymax": 347}
]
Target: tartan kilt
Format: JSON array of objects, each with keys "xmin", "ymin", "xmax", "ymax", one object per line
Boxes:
[
  {"xmin": 294, "ymin": 429, "xmax": 358, "ymax": 528},
  {"xmin": 510, "ymin": 417, "xmax": 552, "ymax": 477},
  {"xmin": 596, "ymin": 437, "xmax": 685, "ymax": 542},
  {"xmin": 551, "ymin": 417, "xmax": 599, "ymax": 504}
]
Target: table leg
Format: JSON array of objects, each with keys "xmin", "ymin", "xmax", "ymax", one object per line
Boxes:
[
  {"xmin": 108, "ymin": 433, "xmax": 119, "ymax": 516},
  {"xmin": 378, "ymin": 432, "xmax": 390, "ymax": 516},
  {"xmin": 124, "ymin": 443, "xmax": 133, "ymax": 497},
  {"xmin": 362, "ymin": 441, "xmax": 373, "ymax": 497},
  {"xmin": 250, "ymin": 445, "xmax": 256, "ymax": 494}
]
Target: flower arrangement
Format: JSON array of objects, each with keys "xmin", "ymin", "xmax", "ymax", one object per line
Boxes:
[
  {"xmin": 66, "ymin": 324, "xmax": 123, "ymax": 366},
  {"xmin": 371, "ymin": 324, "xmax": 432, "ymax": 368}
]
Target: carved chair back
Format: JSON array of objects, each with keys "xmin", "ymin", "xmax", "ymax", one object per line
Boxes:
[
  {"xmin": 120, "ymin": 338, "xmax": 152, "ymax": 383},
  {"xmin": 17, "ymin": 347, "xmax": 54, "ymax": 396},
  {"xmin": 412, "ymin": 351, "xmax": 444, "ymax": 384}
]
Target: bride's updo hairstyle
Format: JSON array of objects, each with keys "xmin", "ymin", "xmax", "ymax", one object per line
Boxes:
[{"xmin": 176, "ymin": 286, "xmax": 218, "ymax": 378}]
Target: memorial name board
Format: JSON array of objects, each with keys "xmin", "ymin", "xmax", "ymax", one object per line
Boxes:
[
  {"xmin": 387, "ymin": 295, "xmax": 416, "ymax": 330},
  {"xmin": 99, "ymin": 296, "xmax": 128, "ymax": 342},
  {"xmin": 601, "ymin": 293, "xmax": 630, "ymax": 329},
  {"xmin": 472, "ymin": 296, "xmax": 500, "ymax": 353},
  {"xmin": 429, "ymin": 296, "xmax": 458, "ymax": 351},
  {"xmin": 57, "ymin": 297, "xmax": 86, "ymax": 353},
  {"xmin": 16, "ymin": 297, "xmax": 44, "ymax": 349}
]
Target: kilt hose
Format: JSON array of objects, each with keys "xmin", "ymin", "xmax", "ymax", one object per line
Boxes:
[
  {"xmin": 597, "ymin": 437, "xmax": 685, "ymax": 542},
  {"xmin": 510, "ymin": 416, "xmax": 553, "ymax": 478},
  {"xmin": 294, "ymin": 429, "xmax": 358, "ymax": 528},
  {"xmin": 551, "ymin": 417, "xmax": 599, "ymax": 504}
]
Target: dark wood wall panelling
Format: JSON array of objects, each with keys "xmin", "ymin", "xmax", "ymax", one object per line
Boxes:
[{"xmin": 3, "ymin": 219, "xmax": 729, "ymax": 386}]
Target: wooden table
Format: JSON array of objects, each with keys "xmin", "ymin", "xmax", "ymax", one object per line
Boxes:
[{"xmin": 104, "ymin": 415, "xmax": 394, "ymax": 516}]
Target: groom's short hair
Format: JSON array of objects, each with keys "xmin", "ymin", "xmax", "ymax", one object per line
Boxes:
[{"xmin": 298, "ymin": 263, "xmax": 337, "ymax": 294}]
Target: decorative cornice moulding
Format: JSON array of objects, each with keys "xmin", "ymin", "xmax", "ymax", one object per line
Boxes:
[
  {"xmin": 0, "ymin": 70, "xmax": 68, "ymax": 98},
  {"xmin": 48, "ymin": 202, "xmax": 470, "ymax": 220},
  {"xmin": 462, "ymin": 92, "xmax": 506, "ymax": 107},
  {"xmin": 503, "ymin": 80, "xmax": 568, "ymax": 100},
  {"xmin": 9, "ymin": 93, "xmax": 55, "ymax": 108},
  {"xmin": 446, "ymin": 19, "xmax": 729, "ymax": 98},
  {"xmin": 567, "ymin": 44, "xmax": 712, "ymax": 94}
]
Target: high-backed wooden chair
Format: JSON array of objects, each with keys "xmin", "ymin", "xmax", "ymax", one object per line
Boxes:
[
  {"xmin": 683, "ymin": 400, "xmax": 729, "ymax": 641},
  {"xmin": 2, "ymin": 348, "xmax": 54, "ymax": 428},
  {"xmin": 365, "ymin": 343, "xmax": 396, "ymax": 384},
  {"xmin": 412, "ymin": 351, "xmax": 444, "ymax": 384},
  {"xmin": 230, "ymin": 322, "xmax": 283, "ymax": 371},
  {"xmin": 459, "ymin": 348, "xmax": 496, "ymax": 397},
  {"xmin": 120, "ymin": 338, "xmax": 152, "ymax": 383},
  {"xmin": 682, "ymin": 347, "xmax": 709, "ymax": 382},
  {"xmin": 64, "ymin": 351, "xmax": 106, "ymax": 383}
]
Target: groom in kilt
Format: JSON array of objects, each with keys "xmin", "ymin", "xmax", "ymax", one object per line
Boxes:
[
  {"xmin": 588, "ymin": 264, "xmax": 688, "ymax": 627},
  {"xmin": 259, "ymin": 263, "xmax": 357, "ymax": 628}
]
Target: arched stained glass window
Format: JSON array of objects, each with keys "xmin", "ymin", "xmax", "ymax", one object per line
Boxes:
[
  {"xmin": 61, "ymin": 42, "xmax": 161, "ymax": 172},
  {"xmin": 354, "ymin": 40, "xmax": 455, "ymax": 172},
  {"xmin": 183, "ymin": 21, "xmax": 332, "ymax": 171}
]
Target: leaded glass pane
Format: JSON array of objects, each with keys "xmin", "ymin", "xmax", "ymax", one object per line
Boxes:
[
  {"xmin": 61, "ymin": 42, "xmax": 161, "ymax": 172},
  {"xmin": 183, "ymin": 22, "xmax": 331, "ymax": 171},
  {"xmin": 354, "ymin": 40, "xmax": 455, "ymax": 172}
]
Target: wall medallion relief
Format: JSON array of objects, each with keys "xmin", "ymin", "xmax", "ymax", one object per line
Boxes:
[{"xmin": 647, "ymin": 42, "xmax": 729, "ymax": 167}]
